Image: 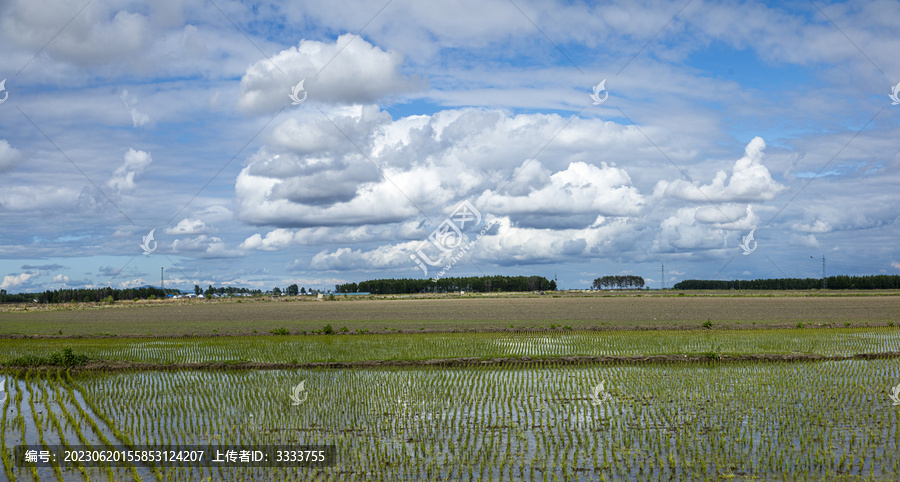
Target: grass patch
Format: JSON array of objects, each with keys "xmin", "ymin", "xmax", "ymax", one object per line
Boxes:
[{"xmin": 7, "ymin": 347, "xmax": 89, "ymax": 367}]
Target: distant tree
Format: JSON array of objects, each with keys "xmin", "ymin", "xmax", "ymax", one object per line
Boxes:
[
  {"xmin": 194, "ymin": 285, "xmax": 201, "ymax": 295},
  {"xmin": 273, "ymin": 287, "xmax": 282, "ymax": 296},
  {"xmin": 287, "ymin": 284, "xmax": 299, "ymax": 296},
  {"xmin": 300, "ymin": 287, "xmax": 306, "ymax": 294}
]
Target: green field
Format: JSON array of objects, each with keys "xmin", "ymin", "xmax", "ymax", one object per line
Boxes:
[{"xmin": 3, "ymin": 293, "xmax": 900, "ymax": 480}]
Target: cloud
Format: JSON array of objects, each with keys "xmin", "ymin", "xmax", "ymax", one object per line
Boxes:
[
  {"xmin": 120, "ymin": 89, "xmax": 150, "ymax": 127},
  {"xmin": 789, "ymin": 234, "xmax": 820, "ymax": 248},
  {"xmin": 2, "ymin": 0, "xmax": 152, "ymax": 67},
  {"xmin": 236, "ymin": 106, "xmax": 653, "ymax": 229},
  {"xmin": 0, "ymin": 185, "xmax": 80, "ymax": 211},
  {"xmin": 171, "ymin": 235, "xmax": 242, "ymax": 258},
  {"xmin": 240, "ymin": 222, "xmax": 424, "ymax": 251},
  {"xmin": 52, "ymin": 274, "xmax": 70, "ymax": 283},
  {"xmin": 165, "ymin": 218, "xmax": 209, "ymax": 235},
  {"xmin": 1, "ymin": 272, "xmax": 35, "ymax": 290},
  {"xmin": 107, "ymin": 149, "xmax": 152, "ymax": 193},
  {"xmin": 478, "ymin": 161, "xmax": 645, "ymax": 223},
  {"xmin": 0, "ymin": 140, "xmax": 22, "ymax": 173},
  {"xmin": 237, "ymin": 34, "xmax": 423, "ymax": 114},
  {"xmin": 98, "ymin": 266, "xmax": 123, "ymax": 277},
  {"xmin": 655, "ymin": 137, "xmax": 786, "ymax": 203},
  {"xmin": 21, "ymin": 264, "xmax": 65, "ymax": 271},
  {"xmin": 792, "ymin": 219, "xmax": 831, "ymax": 233},
  {"xmin": 311, "ymin": 242, "xmax": 423, "ymax": 271}
]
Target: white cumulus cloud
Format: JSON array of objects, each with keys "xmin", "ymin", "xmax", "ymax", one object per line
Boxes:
[
  {"xmin": 1, "ymin": 272, "xmax": 35, "ymax": 290},
  {"xmin": 237, "ymin": 33, "xmax": 423, "ymax": 114},
  {"xmin": 108, "ymin": 149, "xmax": 152, "ymax": 193},
  {"xmin": 655, "ymin": 137, "xmax": 786, "ymax": 203}
]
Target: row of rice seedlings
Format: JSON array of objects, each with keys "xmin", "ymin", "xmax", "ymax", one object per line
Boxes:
[
  {"xmin": 0, "ymin": 374, "xmax": 16, "ymax": 480},
  {"xmin": 42, "ymin": 373, "xmax": 91, "ymax": 481},
  {"xmin": 25, "ymin": 372, "xmax": 64, "ymax": 481},
  {"xmin": 14, "ymin": 371, "xmax": 40, "ymax": 481}
]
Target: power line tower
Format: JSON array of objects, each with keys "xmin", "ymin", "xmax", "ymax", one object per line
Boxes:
[
  {"xmin": 161, "ymin": 267, "xmax": 165, "ymax": 292},
  {"xmin": 822, "ymin": 255, "xmax": 826, "ymax": 290}
]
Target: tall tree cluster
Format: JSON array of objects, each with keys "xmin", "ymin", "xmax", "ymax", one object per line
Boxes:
[{"xmin": 592, "ymin": 275, "xmax": 645, "ymax": 290}]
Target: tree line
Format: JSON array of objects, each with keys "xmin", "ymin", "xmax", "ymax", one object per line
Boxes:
[
  {"xmin": 1, "ymin": 285, "xmax": 264, "ymax": 304},
  {"xmin": 336, "ymin": 275, "xmax": 557, "ymax": 294},
  {"xmin": 673, "ymin": 275, "xmax": 900, "ymax": 290},
  {"xmin": 0, "ymin": 286, "xmax": 172, "ymax": 304},
  {"xmin": 592, "ymin": 275, "xmax": 645, "ymax": 290}
]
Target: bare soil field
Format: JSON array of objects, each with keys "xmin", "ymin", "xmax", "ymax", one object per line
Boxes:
[{"xmin": 1, "ymin": 291, "xmax": 897, "ymax": 337}]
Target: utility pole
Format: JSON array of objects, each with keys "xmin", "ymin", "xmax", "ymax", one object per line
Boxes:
[
  {"xmin": 661, "ymin": 262, "xmax": 665, "ymax": 290},
  {"xmin": 161, "ymin": 267, "xmax": 164, "ymax": 292},
  {"xmin": 822, "ymin": 255, "xmax": 826, "ymax": 290}
]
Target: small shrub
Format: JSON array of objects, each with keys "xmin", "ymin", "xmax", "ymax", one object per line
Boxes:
[
  {"xmin": 702, "ymin": 319, "xmax": 712, "ymax": 329},
  {"xmin": 889, "ymin": 321, "xmax": 895, "ymax": 327},
  {"xmin": 844, "ymin": 322, "xmax": 851, "ymax": 327},
  {"xmin": 323, "ymin": 324, "xmax": 334, "ymax": 334},
  {"xmin": 270, "ymin": 327, "xmax": 289, "ymax": 335},
  {"xmin": 705, "ymin": 351, "xmax": 719, "ymax": 360},
  {"xmin": 340, "ymin": 326, "xmax": 349, "ymax": 333},
  {"xmin": 796, "ymin": 322, "xmax": 805, "ymax": 329},
  {"xmin": 550, "ymin": 324, "xmax": 556, "ymax": 329}
]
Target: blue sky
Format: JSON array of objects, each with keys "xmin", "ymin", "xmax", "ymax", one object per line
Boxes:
[{"xmin": 1, "ymin": 0, "xmax": 898, "ymax": 293}]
